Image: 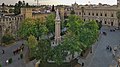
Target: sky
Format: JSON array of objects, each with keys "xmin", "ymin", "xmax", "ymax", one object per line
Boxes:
[{"xmin": 0, "ymin": 0, "xmax": 117, "ymax": 5}]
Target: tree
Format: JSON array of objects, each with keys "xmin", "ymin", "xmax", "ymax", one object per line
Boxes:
[
  {"xmin": 34, "ymin": 39, "xmax": 52, "ymax": 67},
  {"xmin": 1, "ymin": 34, "xmax": 14, "ymax": 45},
  {"xmin": 27, "ymin": 35, "xmax": 38, "ymax": 49},
  {"xmin": 63, "ymin": 15, "xmax": 99, "ymax": 59},
  {"xmin": 116, "ymin": 10, "xmax": 120, "ymax": 27},
  {"xmin": 22, "ymin": 1, "xmax": 26, "ymax": 7},
  {"xmin": 9, "ymin": 9, "xmax": 14, "ymax": 13},
  {"xmin": 14, "ymin": 1, "xmax": 29, "ymax": 15},
  {"xmin": 70, "ymin": 10, "xmax": 75, "ymax": 14},
  {"xmin": 26, "ymin": 3, "xmax": 29, "ymax": 7},
  {"xmin": 18, "ymin": 18, "xmax": 48, "ymax": 40},
  {"xmin": 2, "ymin": 3, "xmax": 5, "ymax": 12},
  {"xmin": 45, "ymin": 14, "xmax": 55, "ymax": 34},
  {"xmin": 51, "ymin": 5, "xmax": 55, "ymax": 12},
  {"xmin": 27, "ymin": 35, "xmax": 38, "ymax": 58},
  {"xmin": 14, "ymin": 3, "xmax": 20, "ymax": 15}
]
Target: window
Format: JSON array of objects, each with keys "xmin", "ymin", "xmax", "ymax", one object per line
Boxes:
[
  {"xmin": 111, "ymin": 14, "xmax": 114, "ymax": 17},
  {"xmin": 84, "ymin": 13, "xmax": 86, "ymax": 15},
  {"xmin": 84, "ymin": 19, "xmax": 85, "ymax": 21},
  {"xmin": 100, "ymin": 13, "xmax": 102, "ymax": 16},
  {"xmin": 96, "ymin": 20, "xmax": 98, "ymax": 22},
  {"xmin": 105, "ymin": 13, "xmax": 107, "ymax": 17},
  {"xmin": 96, "ymin": 13, "xmax": 98, "ymax": 16},
  {"xmin": 89, "ymin": 13, "xmax": 90, "ymax": 15},
  {"xmin": 105, "ymin": 21, "xmax": 107, "ymax": 24},
  {"xmin": 79, "ymin": 12, "xmax": 81, "ymax": 15},
  {"xmin": 92, "ymin": 13, "xmax": 94, "ymax": 16}
]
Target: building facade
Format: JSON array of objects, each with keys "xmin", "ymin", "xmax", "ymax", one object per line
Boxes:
[
  {"xmin": 65, "ymin": 1, "xmax": 120, "ymax": 27},
  {"xmin": 21, "ymin": 7, "xmax": 52, "ymax": 22},
  {"xmin": 0, "ymin": 14, "xmax": 24, "ymax": 39},
  {"xmin": 21, "ymin": 0, "xmax": 120, "ymax": 27}
]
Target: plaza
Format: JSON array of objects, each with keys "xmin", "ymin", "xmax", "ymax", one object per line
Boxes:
[{"xmin": 0, "ymin": 0, "xmax": 120, "ymax": 67}]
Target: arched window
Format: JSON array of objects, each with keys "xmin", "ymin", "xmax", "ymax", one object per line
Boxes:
[
  {"xmin": 96, "ymin": 13, "xmax": 98, "ymax": 16},
  {"xmin": 89, "ymin": 13, "xmax": 90, "ymax": 15},
  {"xmin": 79, "ymin": 12, "xmax": 81, "ymax": 15},
  {"xmin": 100, "ymin": 13, "xmax": 102, "ymax": 16},
  {"xmin": 105, "ymin": 21, "xmax": 107, "ymax": 24},
  {"xmin": 111, "ymin": 14, "xmax": 114, "ymax": 17},
  {"xmin": 84, "ymin": 19, "xmax": 85, "ymax": 21},
  {"xmin": 105, "ymin": 13, "xmax": 107, "ymax": 17},
  {"xmin": 92, "ymin": 13, "xmax": 94, "ymax": 16},
  {"xmin": 84, "ymin": 13, "xmax": 86, "ymax": 15}
]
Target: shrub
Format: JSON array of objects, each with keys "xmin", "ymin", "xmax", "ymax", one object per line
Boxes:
[
  {"xmin": 0, "ymin": 64, "xmax": 1, "ymax": 67},
  {"xmin": 20, "ymin": 54, "xmax": 23, "ymax": 59},
  {"xmin": 9, "ymin": 58, "xmax": 12, "ymax": 64},
  {"xmin": 1, "ymin": 34, "xmax": 14, "ymax": 44}
]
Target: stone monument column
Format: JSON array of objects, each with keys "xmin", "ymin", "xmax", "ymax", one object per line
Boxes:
[{"xmin": 55, "ymin": 9, "xmax": 61, "ymax": 45}]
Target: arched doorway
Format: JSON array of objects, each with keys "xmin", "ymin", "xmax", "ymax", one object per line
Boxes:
[{"xmin": 111, "ymin": 22, "xmax": 113, "ymax": 26}]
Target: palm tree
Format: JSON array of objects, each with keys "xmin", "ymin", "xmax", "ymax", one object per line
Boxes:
[{"xmin": 116, "ymin": 10, "xmax": 120, "ymax": 27}]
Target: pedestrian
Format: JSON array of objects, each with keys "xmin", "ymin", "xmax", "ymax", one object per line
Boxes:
[
  {"xmin": 106, "ymin": 45, "xmax": 109, "ymax": 50},
  {"xmin": 109, "ymin": 46, "xmax": 112, "ymax": 52},
  {"xmin": 81, "ymin": 62, "xmax": 84, "ymax": 67},
  {"xmin": 2, "ymin": 49, "xmax": 4, "ymax": 54},
  {"xmin": 6, "ymin": 60, "xmax": 9, "ymax": 65}
]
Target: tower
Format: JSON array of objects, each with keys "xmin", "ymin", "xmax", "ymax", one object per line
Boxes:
[{"xmin": 55, "ymin": 9, "xmax": 61, "ymax": 45}]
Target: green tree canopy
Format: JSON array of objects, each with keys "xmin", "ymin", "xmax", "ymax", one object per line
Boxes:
[
  {"xmin": 27, "ymin": 35, "xmax": 38, "ymax": 49},
  {"xmin": 117, "ymin": 10, "xmax": 120, "ymax": 26},
  {"xmin": 18, "ymin": 18, "xmax": 48, "ymax": 40},
  {"xmin": 70, "ymin": 10, "xmax": 75, "ymax": 14},
  {"xmin": 45, "ymin": 14, "xmax": 55, "ymax": 34},
  {"xmin": 61, "ymin": 15, "xmax": 99, "ymax": 57}
]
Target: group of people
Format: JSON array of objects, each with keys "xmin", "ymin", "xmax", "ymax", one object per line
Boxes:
[
  {"xmin": 106, "ymin": 45, "xmax": 112, "ymax": 52},
  {"xmin": 106, "ymin": 45, "xmax": 118, "ymax": 58},
  {"xmin": 13, "ymin": 44, "xmax": 24, "ymax": 55}
]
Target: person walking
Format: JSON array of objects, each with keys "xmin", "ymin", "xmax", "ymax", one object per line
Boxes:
[
  {"xmin": 2, "ymin": 49, "xmax": 4, "ymax": 54},
  {"xmin": 109, "ymin": 46, "xmax": 112, "ymax": 52}
]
